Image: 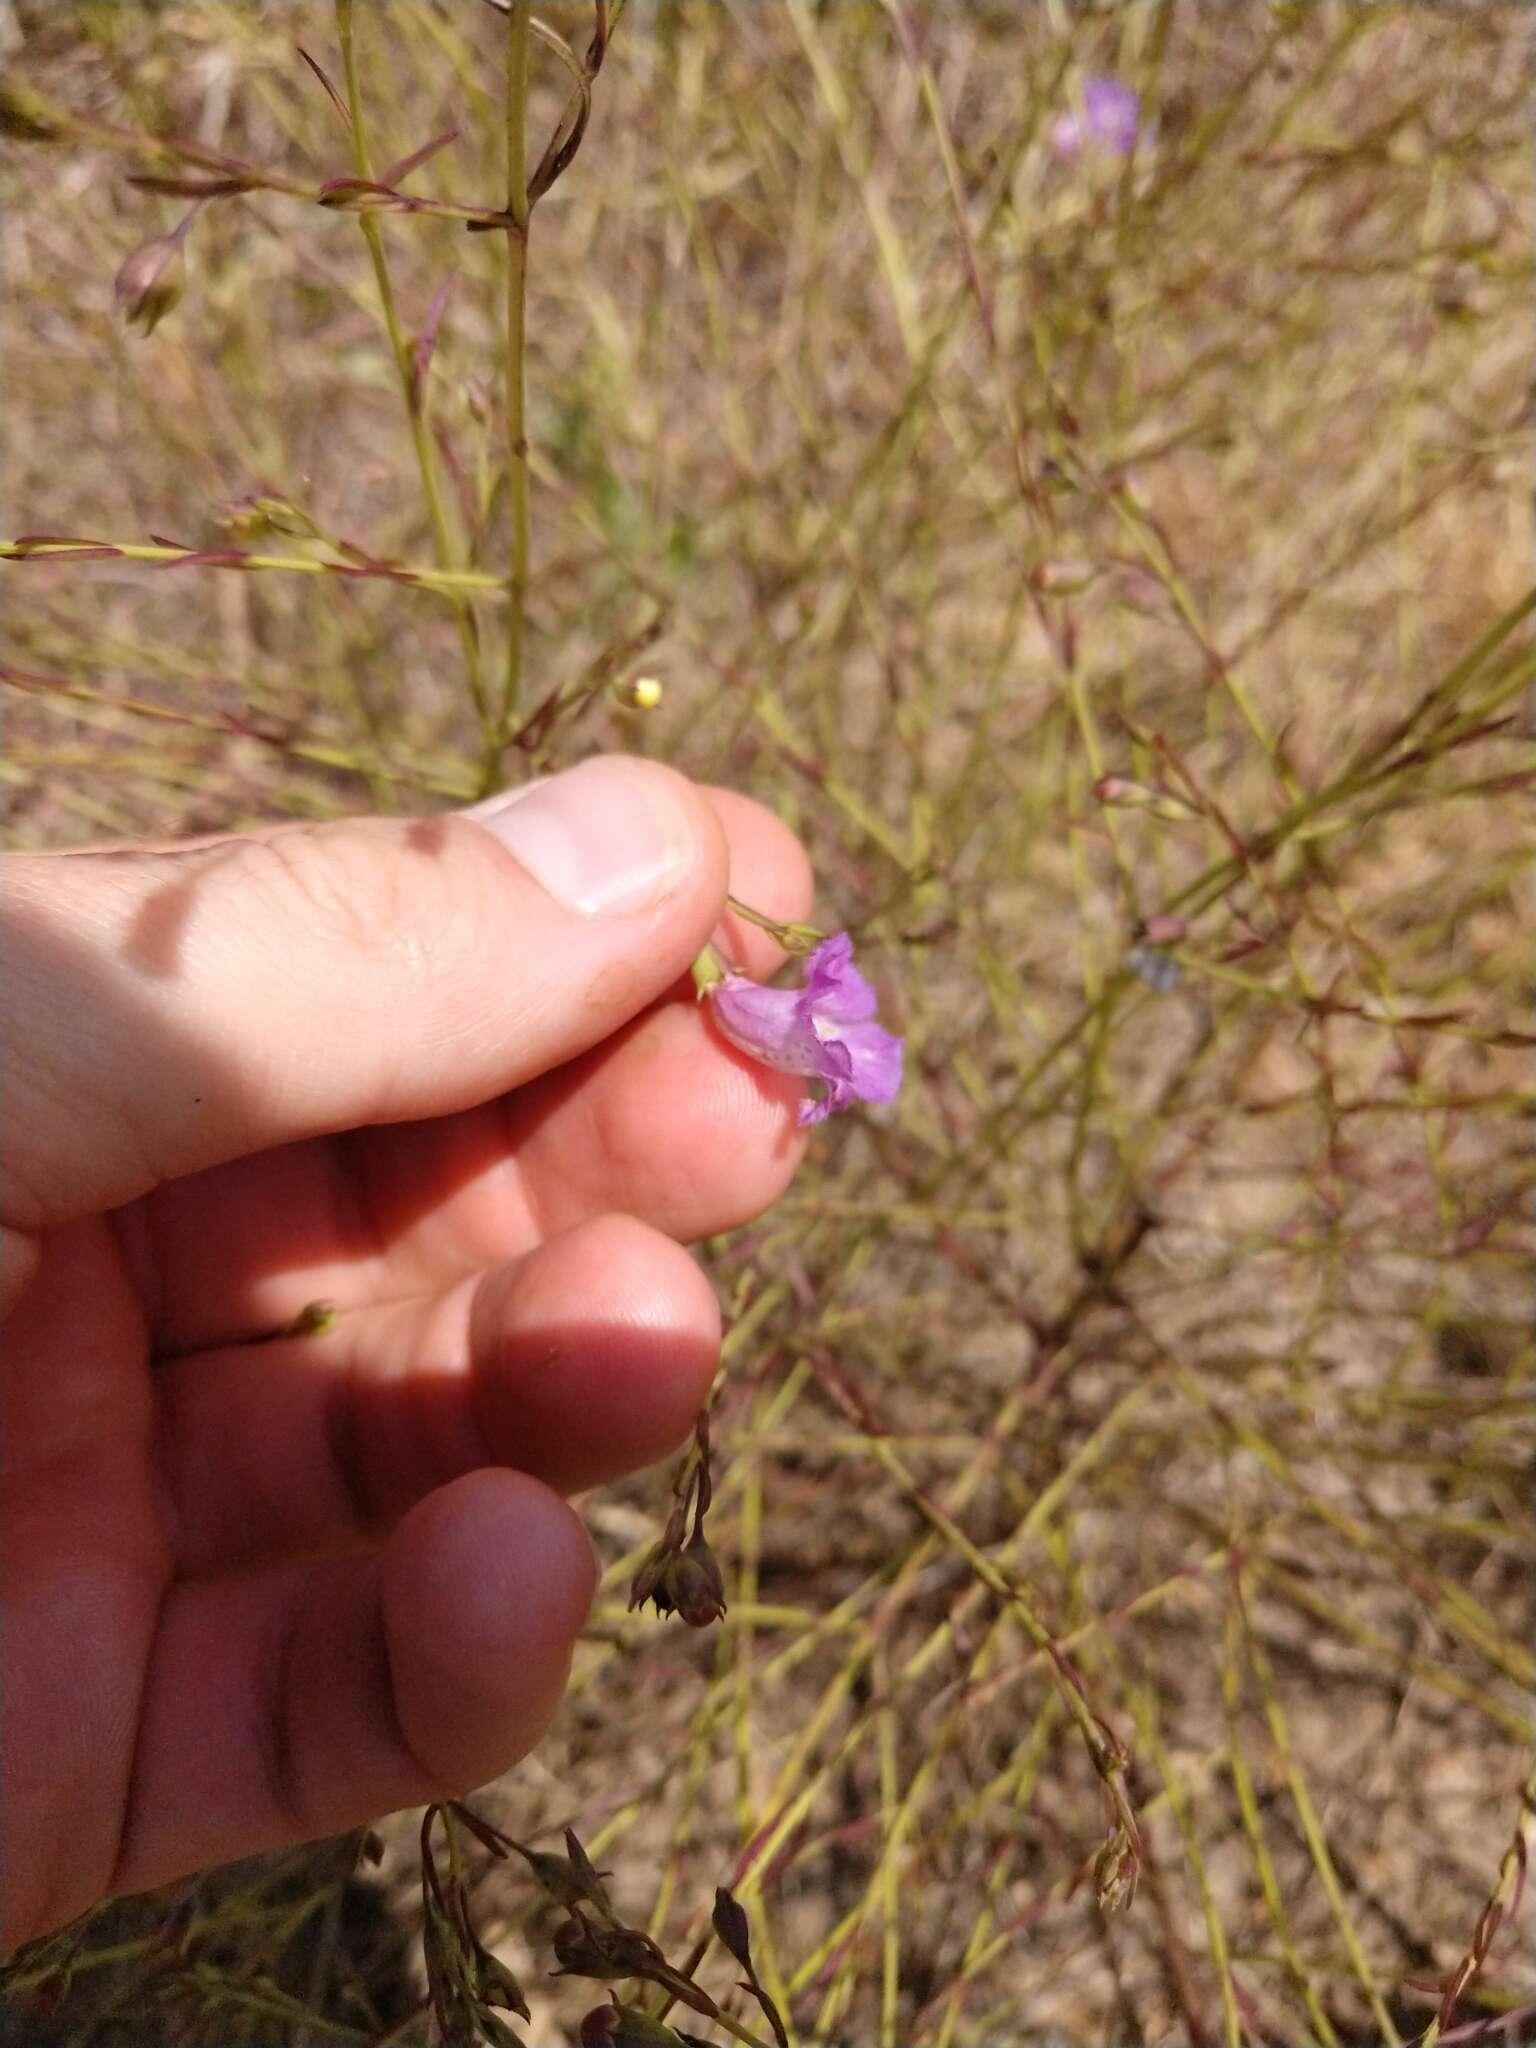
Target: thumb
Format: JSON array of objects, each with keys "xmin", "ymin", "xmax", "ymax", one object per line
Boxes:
[{"xmin": 3, "ymin": 755, "xmax": 728, "ymax": 1240}]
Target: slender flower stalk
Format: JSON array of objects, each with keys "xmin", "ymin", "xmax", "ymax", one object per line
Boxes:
[
  {"xmin": 334, "ymin": 0, "xmax": 493, "ymax": 761},
  {"xmin": 501, "ymin": 0, "xmax": 533, "ymax": 751}
]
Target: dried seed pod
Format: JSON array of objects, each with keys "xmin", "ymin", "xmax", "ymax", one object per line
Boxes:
[
  {"xmin": 511, "ymin": 1837, "xmax": 616, "ymax": 1921},
  {"xmin": 711, "ymin": 1887, "xmax": 752, "ymax": 1968},
  {"xmin": 663, "ymin": 1532, "xmax": 727, "ymax": 1629},
  {"xmin": 473, "ymin": 1940, "xmax": 531, "ymax": 2020}
]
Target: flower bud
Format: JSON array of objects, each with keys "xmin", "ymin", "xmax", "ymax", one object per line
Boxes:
[
  {"xmin": 1093, "ymin": 776, "xmax": 1200, "ymax": 824},
  {"xmin": 1030, "ymin": 559, "xmax": 1098, "ymax": 595},
  {"xmin": 254, "ymin": 495, "xmax": 322, "ymax": 539},
  {"xmin": 510, "ymin": 1833, "xmax": 615, "ymax": 1921},
  {"xmin": 218, "ymin": 493, "xmax": 275, "ymax": 539},
  {"xmin": 114, "ymin": 234, "xmax": 186, "ymax": 337},
  {"xmin": 613, "ymin": 673, "xmax": 664, "ymax": 711}
]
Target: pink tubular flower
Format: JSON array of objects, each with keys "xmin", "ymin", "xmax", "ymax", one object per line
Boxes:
[
  {"xmin": 1049, "ymin": 76, "xmax": 1141, "ymax": 159},
  {"xmin": 707, "ymin": 932, "xmax": 903, "ymax": 1127}
]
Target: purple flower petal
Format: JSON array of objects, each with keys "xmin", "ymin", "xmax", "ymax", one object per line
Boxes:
[
  {"xmin": 795, "ymin": 1036, "xmax": 860, "ymax": 1125},
  {"xmin": 805, "ymin": 932, "xmax": 879, "ymax": 1023},
  {"xmin": 1050, "ymin": 76, "xmax": 1141, "ymax": 159},
  {"xmin": 705, "ymin": 932, "xmax": 903, "ymax": 1123},
  {"xmin": 1084, "ymin": 77, "xmax": 1141, "ymax": 150},
  {"xmin": 798, "ymin": 1035, "xmax": 855, "ymax": 1126},
  {"xmin": 710, "ymin": 975, "xmax": 823, "ymax": 1076},
  {"xmin": 833, "ymin": 1019, "xmax": 904, "ymax": 1104}
]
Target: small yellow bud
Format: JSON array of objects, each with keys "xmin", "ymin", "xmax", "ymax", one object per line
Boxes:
[
  {"xmin": 218, "ymin": 494, "xmax": 274, "ymax": 539},
  {"xmin": 218, "ymin": 494, "xmax": 323, "ymax": 541},
  {"xmin": 614, "ymin": 673, "xmax": 663, "ymax": 712}
]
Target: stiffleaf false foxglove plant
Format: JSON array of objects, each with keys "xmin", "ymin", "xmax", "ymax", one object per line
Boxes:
[{"xmin": 699, "ymin": 931, "xmax": 903, "ymax": 1126}]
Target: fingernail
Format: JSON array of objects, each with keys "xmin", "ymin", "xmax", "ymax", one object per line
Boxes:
[{"xmin": 464, "ymin": 758, "xmax": 698, "ymax": 915}]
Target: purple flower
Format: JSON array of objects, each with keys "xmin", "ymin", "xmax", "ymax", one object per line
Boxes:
[
  {"xmin": 707, "ymin": 932, "xmax": 903, "ymax": 1126},
  {"xmin": 1049, "ymin": 76, "xmax": 1141, "ymax": 160}
]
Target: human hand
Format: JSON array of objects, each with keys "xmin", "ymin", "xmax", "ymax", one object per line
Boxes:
[{"xmin": 1, "ymin": 757, "xmax": 811, "ymax": 1950}]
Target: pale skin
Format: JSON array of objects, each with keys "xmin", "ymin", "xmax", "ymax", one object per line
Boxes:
[{"xmin": 1, "ymin": 758, "xmax": 812, "ymax": 1951}]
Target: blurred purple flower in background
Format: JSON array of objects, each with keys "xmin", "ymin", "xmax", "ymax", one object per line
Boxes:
[
  {"xmin": 708, "ymin": 932, "xmax": 903, "ymax": 1126},
  {"xmin": 1050, "ymin": 76, "xmax": 1141, "ymax": 159}
]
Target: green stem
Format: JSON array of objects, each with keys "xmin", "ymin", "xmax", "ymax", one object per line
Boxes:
[
  {"xmin": 725, "ymin": 894, "xmax": 824, "ymax": 952},
  {"xmin": 704, "ymin": 2010, "xmax": 778, "ymax": 2048},
  {"xmin": 501, "ymin": 0, "xmax": 533, "ymax": 755},
  {"xmin": 0, "ymin": 537, "xmax": 505, "ymax": 591},
  {"xmin": 334, "ymin": 0, "xmax": 492, "ymax": 757}
]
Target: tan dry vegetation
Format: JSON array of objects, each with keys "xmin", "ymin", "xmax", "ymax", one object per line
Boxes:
[{"xmin": 2, "ymin": 2, "xmax": 1534, "ymax": 2044}]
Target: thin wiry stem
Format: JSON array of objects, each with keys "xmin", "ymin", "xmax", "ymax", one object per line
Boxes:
[
  {"xmin": 501, "ymin": 0, "xmax": 533, "ymax": 754},
  {"xmin": 335, "ymin": 0, "xmax": 493, "ymax": 756},
  {"xmin": 0, "ymin": 536, "xmax": 506, "ymax": 591}
]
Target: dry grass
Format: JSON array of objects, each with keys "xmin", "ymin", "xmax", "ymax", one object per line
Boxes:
[{"xmin": 2, "ymin": 2, "xmax": 1534, "ymax": 2043}]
